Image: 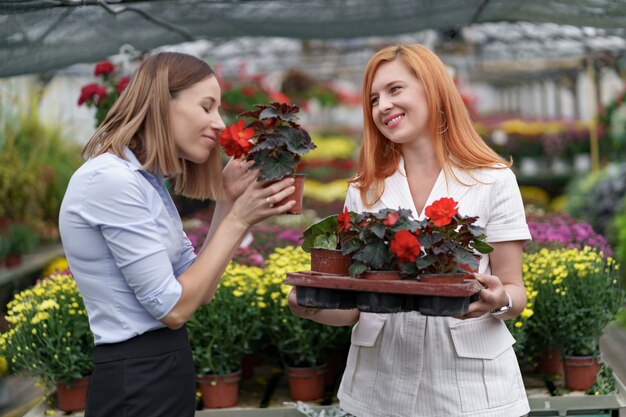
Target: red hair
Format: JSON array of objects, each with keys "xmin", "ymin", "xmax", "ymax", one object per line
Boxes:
[{"xmin": 351, "ymin": 44, "xmax": 510, "ymax": 207}]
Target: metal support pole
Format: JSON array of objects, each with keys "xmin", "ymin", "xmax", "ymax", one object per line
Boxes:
[{"xmin": 586, "ymin": 57, "xmax": 600, "ymax": 172}]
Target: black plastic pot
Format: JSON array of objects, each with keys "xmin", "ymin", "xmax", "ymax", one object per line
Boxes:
[
  {"xmin": 296, "ymin": 286, "xmax": 357, "ymax": 310},
  {"xmin": 417, "ymin": 291, "xmax": 481, "ymax": 316},
  {"xmin": 357, "ymin": 292, "xmax": 405, "ymax": 313}
]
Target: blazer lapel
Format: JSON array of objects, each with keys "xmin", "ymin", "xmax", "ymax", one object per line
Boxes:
[{"xmin": 379, "ymin": 159, "xmax": 479, "ymax": 220}]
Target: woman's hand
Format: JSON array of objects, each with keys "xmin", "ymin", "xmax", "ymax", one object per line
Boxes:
[
  {"xmin": 222, "ymin": 158, "xmax": 255, "ymax": 201},
  {"xmin": 458, "ymin": 273, "xmax": 510, "ymax": 319},
  {"xmin": 288, "ymin": 287, "xmax": 321, "ymax": 318},
  {"xmin": 228, "ymin": 174, "xmax": 296, "ymax": 227}
]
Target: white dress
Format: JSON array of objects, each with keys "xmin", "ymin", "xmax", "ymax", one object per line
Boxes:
[{"xmin": 337, "ymin": 159, "xmax": 531, "ymax": 417}]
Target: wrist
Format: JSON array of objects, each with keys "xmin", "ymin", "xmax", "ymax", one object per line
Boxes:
[{"xmin": 490, "ymin": 291, "xmax": 512, "ymax": 317}]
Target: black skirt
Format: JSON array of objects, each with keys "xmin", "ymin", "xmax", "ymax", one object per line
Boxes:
[{"xmin": 85, "ymin": 326, "xmax": 196, "ymax": 417}]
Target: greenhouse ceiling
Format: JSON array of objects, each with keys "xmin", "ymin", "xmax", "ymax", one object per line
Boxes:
[{"xmin": 1, "ymin": 0, "xmax": 626, "ymax": 77}]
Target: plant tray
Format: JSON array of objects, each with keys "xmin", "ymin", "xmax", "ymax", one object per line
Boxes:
[{"xmin": 285, "ymin": 271, "xmax": 483, "ymax": 316}]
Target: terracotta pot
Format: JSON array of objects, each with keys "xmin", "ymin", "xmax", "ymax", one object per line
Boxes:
[
  {"xmin": 287, "ymin": 363, "xmax": 327, "ymax": 401},
  {"xmin": 273, "ymin": 174, "xmax": 306, "ymax": 214},
  {"xmin": 311, "ymin": 248, "xmax": 351, "ymax": 275},
  {"xmin": 534, "ymin": 348, "xmax": 564, "ymax": 375},
  {"xmin": 197, "ymin": 370, "xmax": 242, "ymax": 408},
  {"xmin": 56, "ymin": 376, "xmax": 90, "ymax": 412},
  {"xmin": 360, "ymin": 270, "xmax": 402, "ymax": 280},
  {"xmin": 419, "ymin": 272, "xmax": 473, "ymax": 284},
  {"xmin": 563, "ymin": 355, "xmax": 601, "ymax": 391},
  {"xmin": 4, "ymin": 253, "xmax": 22, "ymax": 268}
]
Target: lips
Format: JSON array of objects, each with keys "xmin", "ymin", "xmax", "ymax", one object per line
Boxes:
[{"xmin": 383, "ymin": 113, "xmax": 404, "ymax": 127}]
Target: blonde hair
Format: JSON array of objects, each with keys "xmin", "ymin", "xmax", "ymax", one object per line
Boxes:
[
  {"xmin": 351, "ymin": 44, "xmax": 509, "ymax": 206},
  {"xmin": 82, "ymin": 52, "xmax": 225, "ymax": 200}
]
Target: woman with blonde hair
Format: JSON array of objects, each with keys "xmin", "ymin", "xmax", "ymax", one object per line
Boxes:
[
  {"xmin": 60, "ymin": 52, "xmax": 296, "ymax": 417},
  {"xmin": 289, "ymin": 44, "xmax": 531, "ymax": 417}
]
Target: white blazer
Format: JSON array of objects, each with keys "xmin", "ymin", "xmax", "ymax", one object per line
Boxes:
[{"xmin": 337, "ymin": 160, "xmax": 531, "ymax": 417}]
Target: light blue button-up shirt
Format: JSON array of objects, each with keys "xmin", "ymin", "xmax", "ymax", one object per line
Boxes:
[{"xmin": 59, "ymin": 148, "xmax": 196, "ymax": 345}]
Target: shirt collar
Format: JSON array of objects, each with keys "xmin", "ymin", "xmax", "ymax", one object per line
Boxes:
[{"xmin": 122, "ymin": 147, "xmax": 143, "ymax": 171}]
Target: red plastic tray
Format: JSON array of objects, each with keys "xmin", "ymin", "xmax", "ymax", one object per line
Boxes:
[{"xmin": 285, "ymin": 271, "xmax": 483, "ymax": 297}]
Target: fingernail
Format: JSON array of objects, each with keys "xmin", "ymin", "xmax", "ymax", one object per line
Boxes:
[{"xmin": 289, "ymin": 178, "xmax": 295, "ymax": 184}]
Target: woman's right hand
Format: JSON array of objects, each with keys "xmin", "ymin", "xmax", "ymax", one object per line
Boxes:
[{"xmin": 229, "ymin": 173, "xmax": 296, "ymax": 227}]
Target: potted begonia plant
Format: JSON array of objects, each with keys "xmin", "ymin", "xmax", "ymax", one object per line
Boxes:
[
  {"xmin": 340, "ymin": 207, "xmax": 421, "ymax": 279},
  {"xmin": 301, "ymin": 208, "xmax": 355, "ymax": 275},
  {"xmin": 218, "ymin": 102, "xmax": 316, "ymax": 214},
  {"xmin": 416, "ymin": 197, "xmax": 493, "ymax": 283}
]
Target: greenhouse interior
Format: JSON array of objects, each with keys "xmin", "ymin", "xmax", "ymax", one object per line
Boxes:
[{"xmin": 1, "ymin": 1, "xmax": 626, "ymax": 416}]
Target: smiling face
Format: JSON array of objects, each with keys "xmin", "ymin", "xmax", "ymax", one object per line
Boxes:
[
  {"xmin": 169, "ymin": 75, "xmax": 226, "ymax": 164},
  {"xmin": 369, "ymin": 59, "xmax": 430, "ymax": 146}
]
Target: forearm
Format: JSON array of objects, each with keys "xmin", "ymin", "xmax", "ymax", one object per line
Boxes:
[
  {"xmin": 202, "ymin": 200, "xmax": 235, "ymax": 247},
  {"xmin": 161, "ymin": 211, "xmax": 248, "ymax": 328},
  {"xmin": 298, "ymin": 308, "xmax": 360, "ymax": 327}
]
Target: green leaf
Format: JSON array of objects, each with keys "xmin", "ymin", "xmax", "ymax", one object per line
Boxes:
[
  {"xmin": 349, "ymin": 262, "xmax": 368, "ymax": 277},
  {"xmin": 251, "ymin": 148, "xmax": 296, "ymax": 181},
  {"xmin": 353, "ymin": 240, "xmax": 388, "ymax": 270},
  {"xmin": 472, "ymin": 239, "xmax": 493, "ymax": 254},
  {"xmin": 302, "ymin": 215, "xmax": 339, "ymax": 252},
  {"xmin": 279, "ymin": 126, "xmax": 316, "ymax": 156},
  {"xmin": 415, "ymin": 254, "xmax": 436, "ymax": 269}
]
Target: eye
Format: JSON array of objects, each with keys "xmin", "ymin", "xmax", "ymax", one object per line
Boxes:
[
  {"xmin": 370, "ymin": 96, "xmax": 379, "ymax": 106},
  {"xmin": 202, "ymin": 105, "xmax": 210, "ymax": 114},
  {"xmin": 390, "ymin": 86, "xmax": 402, "ymax": 94}
]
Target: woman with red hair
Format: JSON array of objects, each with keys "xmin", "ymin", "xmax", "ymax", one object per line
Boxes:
[{"xmin": 289, "ymin": 44, "xmax": 530, "ymax": 417}]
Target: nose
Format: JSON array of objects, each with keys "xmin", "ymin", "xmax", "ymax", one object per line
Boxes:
[
  {"xmin": 378, "ymin": 93, "xmax": 393, "ymax": 112},
  {"xmin": 212, "ymin": 114, "xmax": 226, "ymax": 133}
]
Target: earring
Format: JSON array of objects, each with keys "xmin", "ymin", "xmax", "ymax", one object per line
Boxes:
[{"xmin": 438, "ymin": 110, "xmax": 448, "ymax": 134}]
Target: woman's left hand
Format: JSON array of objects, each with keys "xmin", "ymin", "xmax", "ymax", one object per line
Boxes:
[
  {"xmin": 222, "ymin": 158, "xmax": 255, "ymax": 201},
  {"xmin": 457, "ymin": 273, "xmax": 509, "ymax": 319}
]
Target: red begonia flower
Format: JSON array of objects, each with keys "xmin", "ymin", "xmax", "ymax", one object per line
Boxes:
[
  {"xmin": 77, "ymin": 83, "xmax": 107, "ymax": 106},
  {"xmin": 116, "ymin": 76, "xmax": 130, "ymax": 94},
  {"xmin": 337, "ymin": 208, "xmax": 351, "ymax": 232},
  {"xmin": 383, "ymin": 212, "xmax": 399, "ymax": 226},
  {"xmin": 424, "ymin": 197, "xmax": 459, "ymax": 227},
  {"xmin": 390, "ymin": 230, "xmax": 421, "ymax": 262},
  {"xmin": 218, "ymin": 120, "xmax": 255, "ymax": 159},
  {"xmin": 94, "ymin": 61, "xmax": 115, "ymax": 76}
]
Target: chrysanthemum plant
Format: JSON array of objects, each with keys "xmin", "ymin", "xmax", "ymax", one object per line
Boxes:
[
  {"xmin": 218, "ymin": 102, "xmax": 316, "ymax": 181},
  {"xmin": 416, "ymin": 197, "xmax": 493, "ymax": 275}
]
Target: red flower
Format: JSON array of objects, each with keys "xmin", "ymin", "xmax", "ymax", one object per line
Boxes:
[
  {"xmin": 94, "ymin": 60, "xmax": 115, "ymax": 76},
  {"xmin": 77, "ymin": 83, "xmax": 107, "ymax": 106},
  {"xmin": 218, "ymin": 120, "xmax": 255, "ymax": 159},
  {"xmin": 116, "ymin": 76, "xmax": 130, "ymax": 94},
  {"xmin": 242, "ymin": 86, "xmax": 256, "ymax": 97},
  {"xmin": 383, "ymin": 211, "xmax": 399, "ymax": 226},
  {"xmin": 390, "ymin": 230, "xmax": 421, "ymax": 262},
  {"xmin": 268, "ymin": 91, "xmax": 291, "ymax": 104},
  {"xmin": 424, "ymin": 197, "xmax": 459, "ymax": 227},
  {"xmin": 337, "ymin": 208, "xmax": 351, "ymax": 232}
]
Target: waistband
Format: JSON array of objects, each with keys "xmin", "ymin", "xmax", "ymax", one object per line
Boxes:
[{"xmin": 93, "ymin": 326, "xmax": 189, "ymax": 363}]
